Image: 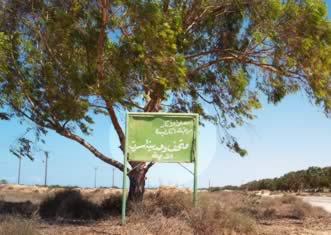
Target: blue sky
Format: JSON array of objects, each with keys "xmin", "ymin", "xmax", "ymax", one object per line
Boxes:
[{"xmin": 0, "ymin": 1, "xmax": 331, "ymax": 188}]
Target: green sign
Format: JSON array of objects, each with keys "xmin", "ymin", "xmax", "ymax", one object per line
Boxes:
[
  {"xmin": 122, "ymin": 112, "xmax": 199, "ymax": 225},
  {"xmin": 126, "ymin": 112, "xmax": 198, "ymax": 163}
]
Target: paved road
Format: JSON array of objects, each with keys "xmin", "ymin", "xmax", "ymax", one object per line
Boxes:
[{"xmin": 301, "ymin": 196, "xmax": 331, "ymax": 213}]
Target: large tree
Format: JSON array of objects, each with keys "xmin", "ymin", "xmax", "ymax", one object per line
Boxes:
[{"xmin": 0, "ymin": 0, "xmax": 330, "ymax": 201}]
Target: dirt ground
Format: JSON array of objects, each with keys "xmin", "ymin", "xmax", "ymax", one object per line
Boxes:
[{"xmin": 0, "ymin": 184, "xmax": 331, "ymax": 235}]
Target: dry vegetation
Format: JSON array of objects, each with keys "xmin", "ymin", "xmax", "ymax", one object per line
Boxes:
[
  {"xmin": 0, "ymin": 184, "xmax": 330, "ymax": 235},
  {"xmin": 0, "ymin": 216, "xmax": 38, "ymax": 235}
]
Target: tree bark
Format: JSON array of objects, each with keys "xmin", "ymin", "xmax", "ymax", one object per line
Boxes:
[
  {"xmin": 128, "ymin": 167, "xmax": 147, "ymax": 202},
  {"xmin": 126, "ymin": 93, "xmax": 161, "ymax": 202}
]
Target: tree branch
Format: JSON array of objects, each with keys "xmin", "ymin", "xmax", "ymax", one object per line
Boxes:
[
  {"xmin": 56, "ymin": 128, "xmax": 125, "ymax": 171},
  {"xmin": 185, "ymin": 48, "xmax": 223, "ymax": 60},
  {"xmin": 188, "ymin": 56, "xmax": 237, "ymax": 74},
  {"xmin": 9, "ymin": 99, "xmax": 126, "ymax": 172},
  {"xmin": 97, "ymin": 0, "xmax": 108, "ymax": 85},
  {"xmin": 145, "ymin": 162, "xmax": 155, "ymax": 172},
  {"xmin": 105, "ymin": 99, "xmax": 125, "ymax": 152}
]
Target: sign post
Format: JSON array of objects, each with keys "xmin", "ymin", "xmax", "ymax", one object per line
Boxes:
[
  {"xmin": 121, "ymin": 112, "xmax": 199, "ymax": 224},
  {"xmin": 121, "ymin": 113, "xmax": 129, "ymax": 225}
]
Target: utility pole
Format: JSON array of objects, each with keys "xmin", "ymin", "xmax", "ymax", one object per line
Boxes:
[
  {"xmin": 209, "ymin": 179, "xmax": 211, "ymax": 189},
  {"xmin": 17, "ymin": 156, "xmax": 21, "ymax": 184},
  {"xmin": 44, "ymin": 152, "xmax": 49, "ymax": 186},
  {"xmin": 94, "ymin": 167, "xmax": 98, "ymax": 188},
  {"xmin": 112, "ymin": 167, "xmax": 115, "ymax": 188}
]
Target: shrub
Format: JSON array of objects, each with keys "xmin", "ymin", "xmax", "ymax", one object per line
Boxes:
[
  {"xmin": 208, "ymin": 187, "xmax": 222, "ymax": 192},
  {"xmin": 262, "ymin": 208, "xmax": 277, "ymax": 219},
  {"xmin": 101, "ymin": 193, "xmax": 122, "ymax": 216},
  {"xmin": 39, "ymin": 189, "xmax": 103, "ymax": 221},
  {"xmin": 0, "ymin": 201, "xmax": 37, "ymax": 217},
  {"xmin": 240, "ymin": 195, "xmax": 329, "ymax": 221},
  {"xmin": 152, "ymin": 190, "xmax": 193, "ymax": 217},
  {"xmin": 0, "ymin": 216, "xmax": 38, "ymax": 235},
  {"xmin": 287, "ymin": 199, "xmax": 326, "ymax": 220},
  {"xmin": 280, "ymin": 195, "xmax": 297, "ymax": 204}
]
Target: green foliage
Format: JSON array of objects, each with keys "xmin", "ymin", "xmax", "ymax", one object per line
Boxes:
[
  {"xmin": 241, "ymin": 166, "xmax": 331, "ymax": 192},
  {"xmin": 9, "ymin": 138, "xmax": 34, "ymax": 161},
  {"xmin": 0, "ymin": 112, "xmax": 9, "ymax": 120},
  {"xmin": 0, "ymin": 0, "xmax": 330, "ymax": 159}
]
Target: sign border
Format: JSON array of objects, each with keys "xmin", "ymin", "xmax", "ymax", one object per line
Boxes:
[{"xmin": 126, "ymin": 112, "xmax": 198, "ymax": 163}]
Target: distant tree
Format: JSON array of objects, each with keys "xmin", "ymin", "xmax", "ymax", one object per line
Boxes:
[
  {"xmin": 242, "ymin": 166, "xmax": 331, "ymax": 192},
  {"xmin": 327, "ymin": 168, "xmax": 331, "ymax": 190},
  {"xmin": 0, "ymin": 0, "xmax": 330, "ymax": 201}
]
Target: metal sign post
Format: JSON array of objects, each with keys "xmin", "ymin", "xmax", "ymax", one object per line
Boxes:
[
  {"xmin": 121, "ymin": 113, "xmax": 129, "ymax": 225},
  {"xmin": 121, "ymin": 112, "xmax": 199, "ymax": 225}
]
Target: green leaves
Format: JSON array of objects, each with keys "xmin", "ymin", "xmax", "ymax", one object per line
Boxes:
[
  {"xmin": 0, "ymin": 0, "xmax": 330, "ymax": 158},
  {"xmin": 10, "ymin": 137, "xmax": 34, "ymax": 161},
  {"xmin": 0, "ymin": 112, "xmax": 10, "ymax": 120}
]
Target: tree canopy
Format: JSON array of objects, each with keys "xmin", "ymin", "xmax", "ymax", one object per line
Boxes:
[
  {"xmin": 240, "ymin": 166, "xmax": 331, "ymax": 192},
  {"xmin": 0, "ymin": 0, "xmax": 330, "ymax": 199}
]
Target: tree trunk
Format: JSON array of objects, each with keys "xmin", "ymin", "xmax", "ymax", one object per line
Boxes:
[
  {"xmin": 127, "ymin": 94, "xmax": 160, "ymax": 201},
  {"xmin": 128, "ymin": 167, "xmax": 146, "ymax": 202}
]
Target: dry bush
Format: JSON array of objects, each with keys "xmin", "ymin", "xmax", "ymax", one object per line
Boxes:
[
  {"xmin": 288, "ymin": 198, "xmax": 327, "ymax": 219},
  {"xmin": 127, "ymin": 190, "xmax": 193, "ymax": 219},
  {"xmin": 101, "ymin": 193, "xmax": 122, "ymax": 216},
  {"xmin": 0, "ymin": 216, "xmax": 39, "ymax": 235},
  {"xmin": 280, "ymin": 195, "xmax": 298, "ymax": 204},
  {"xmin": 126, "ymin": 190, "xmax": 257, "ymax": 235},
  {"xmin": 207, "ymin": 191, "xmax": 250, "ymax": 209},
  {"xmin": 188, "ymin": 196, "xmax": 257, "ymax": 235},
  {"xmin": 0, "ymin": 201, "xmax": 37, "ymax": 217},
  {"xmin": 240, "ymin": 194, "xmax": 329, "ymax": 221},
  {"xmin": 151, "ymin": 190, "xmax": 193, "ymax": 217},
  {"xmin": 39, "ymin": 189, "xmax": 103, "ymax": 221}
]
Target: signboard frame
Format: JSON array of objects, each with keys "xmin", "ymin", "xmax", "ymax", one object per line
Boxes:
[{"xmin": 121, "ymin": 112, "xmax": 199, "ymax": 224}]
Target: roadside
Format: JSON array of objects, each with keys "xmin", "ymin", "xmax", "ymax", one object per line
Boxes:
[{"xmin": 301, "ymin": 196, "xmax": 331, "ymax": 213}]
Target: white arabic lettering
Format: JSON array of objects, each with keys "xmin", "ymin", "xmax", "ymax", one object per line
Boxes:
[{"xmin": 128, "ymin": 139, "xmax": 189, "ymax": 153}]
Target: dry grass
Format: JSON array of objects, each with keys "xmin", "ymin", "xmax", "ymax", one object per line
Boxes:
[
  {"xmin": 239, "ymin": 194, "xmax": 329, "ymax": 220},
  {"xmin": 0, "ymin": 186, "xmax": 330, "ymax": 234},
  {"xmin": 126, "ymin": 190, "xmax": 258, "ymax": 235},
  {"xmin": 0, "ymin": 216, "xmax": 39, "ymax": 235},
  {"xmin": 139, "ymin": 213, "xmax": 193, "ymax": 235}
]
